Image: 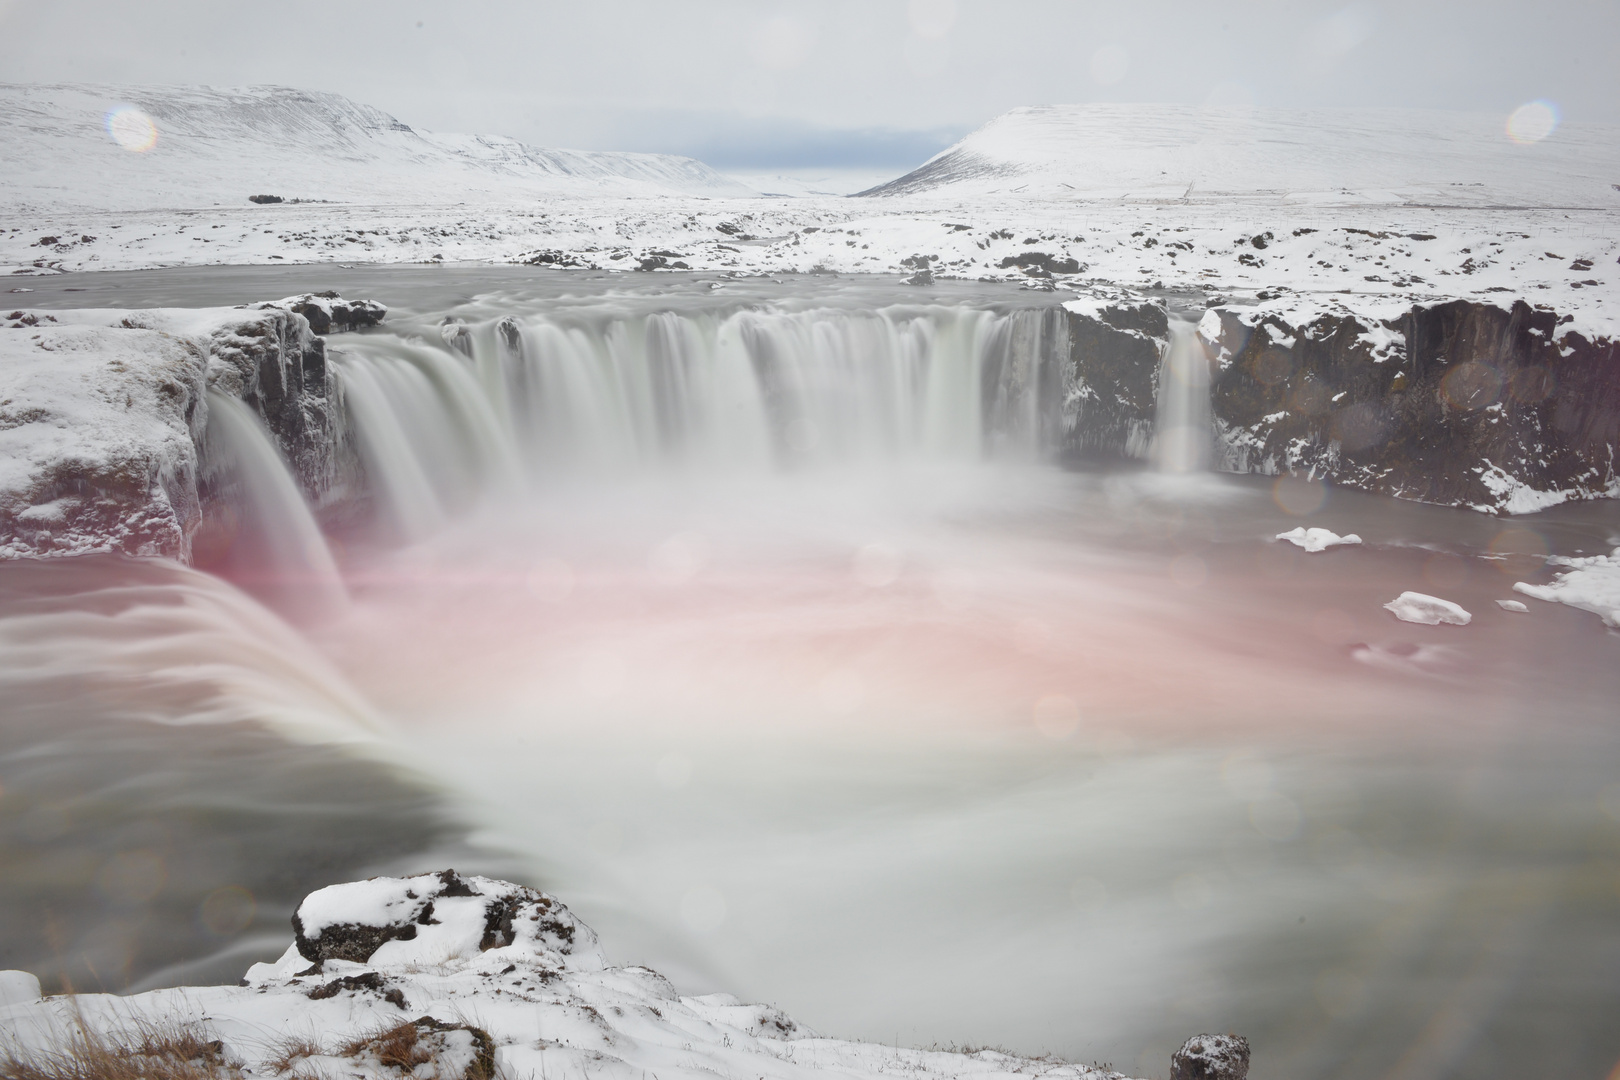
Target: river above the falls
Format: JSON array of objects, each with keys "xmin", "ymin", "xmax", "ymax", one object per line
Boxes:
[{"xmin": 4, "ymin": 267, "xmax": 1619, "ymax": 1080}]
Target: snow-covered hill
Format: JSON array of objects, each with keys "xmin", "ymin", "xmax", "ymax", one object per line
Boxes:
[
  {"xmin": 860, "ymin": 104, "xmax": 1620, "ymax": 207},
  {"xmin": 0, "ymin": 83, "xmax": 755, "ymax": 210}
]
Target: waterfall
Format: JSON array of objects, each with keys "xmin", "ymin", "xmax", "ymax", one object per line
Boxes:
[
  {"xmin": 1150, "ymin": 316, "xmax": 1213, "ymax": 474},
  {"xmin": 332, "ymin": 304, "xmax": 1069, "ymax": 532},
  {"xmin": 202, "ymin": 393, "xmax": 347, "ymax": 619}
]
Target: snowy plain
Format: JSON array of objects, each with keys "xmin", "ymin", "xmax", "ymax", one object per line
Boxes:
[{"xmin": 4, "ymin": 86, "xmax": 1618, "ymax": 343}]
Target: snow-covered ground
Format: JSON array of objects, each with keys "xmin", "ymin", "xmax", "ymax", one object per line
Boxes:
[
  {"xmin": 3, "ymin": 87, "xmax": 1615, "ymax": 339},
  {"xmin": 0, "ymin": 871, "xmax": 1147, "ymax": 1080}
]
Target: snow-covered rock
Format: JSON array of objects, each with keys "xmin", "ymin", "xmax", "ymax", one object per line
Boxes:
[
  {"xmin": 1513, "ymin": 548, "xmax": 1620, "ymax": 628},
  {"xmin": 1495, "ymin": 599, "xmax": 1530, "ymax": 612},
  {"xmin": 1276, "ymin": 526, "xmax": 1362, "ymax": 552},
  {"xmin": 1170, "ymin": 1033, "xmax": 1249, "ymax": 1080},
  {"xmin": 1, "ymin": 301, "xmax": 363, "ymax": 560},
  {"xmin": 0, "ymin": 969, "xmax": 41, "ymax": 1007},
  {"xmin": 260, "ymin": 292, "xmax": 387, "ymax": 335},
  {"xmin": 1384, "ymin": 591, "xmax": 1472, "ymax": 626},
  {"xmin": 0, "ymin": 82, "xmax": 754, "ymax": 212},
  {"xmin": 0, "ymin": 312, "xmax": 208, "ymax": 559},
  {"xmin": 860, "ymin": 104, "xmax": 1620, "ymax": 208},
  {"xmin": 0, "ymin": 873, "xmax": 1147, "ymax": 1080}
]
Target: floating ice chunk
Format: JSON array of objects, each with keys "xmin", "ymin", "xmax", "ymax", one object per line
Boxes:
[
  {"xmin": 1513, "ymin": 548, "xmax": 1620, "ymax": 627},
  {"xmin": 1384, "ymin": 591, "xmax": 1472, "ymax": 626},
  {"xmin": 1496, "ymin": 599, "xmax": 1529, "ymax": 613},
  {"xmin": 1276, "ymin": 526, "xmax": 1362, "ymax": 552}
]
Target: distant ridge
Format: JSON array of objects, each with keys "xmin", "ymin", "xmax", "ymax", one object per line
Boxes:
[
  {"xmin": 0, "ymin": 82, "xmax": 756, "ymax": 210},
  {"xmin": 859, "ymin": 104, "xmax": 1620, "ymax": 208}
]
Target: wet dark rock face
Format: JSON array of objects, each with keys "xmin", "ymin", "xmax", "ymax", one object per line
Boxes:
[
  {"xmin": 1207, "ymin": 300, "xmax": 1620, "ymax": 511},
  {"xmin": 204, "ymin": 310, "xmax": 348, "ymax": 503},
  {"xmin": 1061, "ymin": 299, "xmax": 1169, "ymax": 461}
]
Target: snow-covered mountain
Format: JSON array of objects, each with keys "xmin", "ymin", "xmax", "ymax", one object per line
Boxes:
[
  {"xmin": 0, "ymin": 83, "xmax": 756, "ymax": 210},
  {"xmin": 860, "ymin": 104, "xmax": 1620, "ymax": 207}
]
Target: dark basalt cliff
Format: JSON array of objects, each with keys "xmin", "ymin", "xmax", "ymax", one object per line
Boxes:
[
  {"xmin": 1062, "ymin": 299, "xmax": 1168, "ymax": 461},
  {"xmin": 1206, "ymin": 300, "xmax": 1619, "ymax": 511}
]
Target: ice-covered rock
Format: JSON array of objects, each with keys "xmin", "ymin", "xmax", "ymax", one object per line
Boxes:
[
  {"xmin": 1384, "ymin": 591, "xmax": 1472, "ymax": 626},
  {"xmin": 1170, "ymin": 1033, "xmax": 1250, "ymax": 1080},
  {"xmin": 0, "ymin": 872, "xmax": 1146, "ymax": 1080},
  {"xmin": 1513, "ymin": 548, "xmax": 1620, "ymax": 628},
  {"xmin": 1276, "ymin": 526, "xmax": 1362, "ymax": 552}
]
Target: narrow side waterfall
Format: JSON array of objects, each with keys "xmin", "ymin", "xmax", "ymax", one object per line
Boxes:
[
  {"xmin": 1150, "ymin": 316, "xmax": 1213, "ymax": 474},
  {"xmin": 202, "ymin": 393, "xmax": 347, "ymax": 618},
  {"xmin": 333, "ymin": 304, "xmax": 1069, "ymax": 536}
]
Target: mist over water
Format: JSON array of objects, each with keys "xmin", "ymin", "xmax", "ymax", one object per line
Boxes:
[{"xmin": 6, "ymin": 269, "xmax": 1620, "ymax": 1080}]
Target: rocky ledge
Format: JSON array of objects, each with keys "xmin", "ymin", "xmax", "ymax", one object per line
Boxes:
[
  {"xmin": 1063, "ymin": 294, "xmax": 1619, "ymax": 513},
  {"xmin": 0, "ymin": 296, "xmax": 375, "ymax": 561},
  {"xmin": 0, "ymin": 871, "xmax": 1159, "ymax": 1080}
]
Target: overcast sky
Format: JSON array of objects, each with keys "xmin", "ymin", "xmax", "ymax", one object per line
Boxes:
[{"xmin": 1, "ymin": 0, "xmax": 1615, "ymax": 169}]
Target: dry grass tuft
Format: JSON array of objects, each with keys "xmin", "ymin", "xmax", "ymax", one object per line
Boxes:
[
  {"xmin": 0, "ymin": 1015, "xmax": 239, "ymax": 1080},
  {"xmin": 339, "ymin": 1025, "xmax": 431, "ymax": 1073},
  {"xmin": 262, "ymin": 1037, "xmax": 324, "ymax": 1077}
]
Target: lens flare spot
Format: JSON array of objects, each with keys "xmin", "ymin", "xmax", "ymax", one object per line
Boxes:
[
  {"xmin": 1487, "ymin": 527, "xmax": 1549, "ymax": 576},
  {"xmin": 105, "ymin": 105, "xmax": 158, "ymax": 152},
  {"xmin": 1439, "ymin": 362, "xmax": 1503, "ymax": 411},
  {"xmin": 649, "ymin": 531, "xmax": 709, "ymax": 586},
  {"xmin": 199, "ymin": 885, "xmax": 256, "ymax": 935},
  {"xmin": 1032, "ymin": 693, "xmax": 1080, "ymax": 740},
  {"xmin": 907, "ymin": 0, "xmax": 956, "ymax": 39},
  {"xmin": 1274, "ymin": 475, "xmax": 1328, "ymax": 516},
  {"xmin": 1506, "ymin": 100, "xmax": 1559, "ymax": 144}
]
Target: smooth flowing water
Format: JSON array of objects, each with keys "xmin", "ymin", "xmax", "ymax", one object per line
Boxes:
[{"xmin": 4, "ymin": 267, "xmax": 1619, "ymax": 1080}]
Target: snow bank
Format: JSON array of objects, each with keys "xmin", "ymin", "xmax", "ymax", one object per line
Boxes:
[
  {"xmin": 0, "ymin": 312, "xmax": 208, "ymax": 559},
  {"xmin": 1384, "ymin": 591, "xmax": 1472, "ymax": 626},
  {"xmin": 1276, "ymin": 526, "xmax": 1361, "ymax": 552},
  {"xmin": 0, "ymin": 872, "xmax": 1147, "ymax": 1080},
  {"xmin": 1514, "ymin": 549, "xmax": 1620, "ymax": 628}
]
